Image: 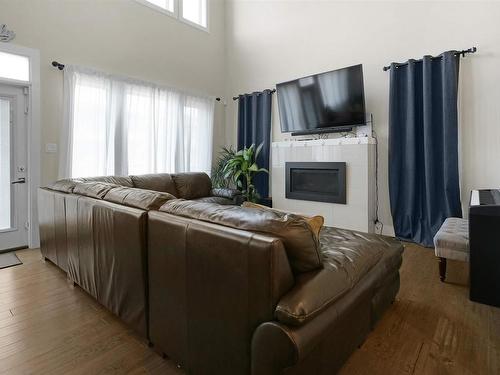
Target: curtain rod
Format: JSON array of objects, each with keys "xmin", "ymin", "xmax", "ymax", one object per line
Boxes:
[
  {"xmin": 51, "ymin": 60, "xmax": 227, "ymax": 102},
  {"xmin": 232, "ymin": 89, "xmax": 276, "ymax": 101},
  {"xmin": 382, "ymin": 47, "xmax": 477, "ymax": 72}
]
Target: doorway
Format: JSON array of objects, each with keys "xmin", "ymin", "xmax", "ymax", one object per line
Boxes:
[
  {"xmin": 0, "ymin": 84, "xmax": 28, "ymax": 252},
  {"xmin": 0, "ymin": 43, "xmax": 41, "ymax": 252}
]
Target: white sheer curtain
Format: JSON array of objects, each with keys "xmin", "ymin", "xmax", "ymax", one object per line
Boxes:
[{"xmin": 59, "ymin": 66, "xmax": 215, "ymax": 179}]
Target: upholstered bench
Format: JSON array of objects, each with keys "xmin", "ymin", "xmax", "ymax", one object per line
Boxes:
[{"xmin": 433, "ymin": 217, "xmax": 469, "ymax": 282}]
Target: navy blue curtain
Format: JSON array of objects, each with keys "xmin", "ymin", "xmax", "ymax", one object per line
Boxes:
[
  {"xmin": 237, "ymin": 90, "xmax": 273, "ymax": 198},
  {"xmin": 389, "ymin": 51, "xmax": 462, "ymax": 247}
]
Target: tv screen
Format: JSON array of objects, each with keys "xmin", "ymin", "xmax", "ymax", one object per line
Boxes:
[{"xmin": 277, "ymin": 64, "xmax": 366, "ymax": 134}]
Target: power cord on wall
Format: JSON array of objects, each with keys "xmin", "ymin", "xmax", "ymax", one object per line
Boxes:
[
  {"xmin": 372, "ymin": 127, "xmax": 384, "ymax": 235},
  {"xmin": 313, "ymin": 114, "xmax": 384, "ymax": 234}
]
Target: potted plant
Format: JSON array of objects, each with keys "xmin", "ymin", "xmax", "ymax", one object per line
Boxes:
[
  {"xmin": 211, "ymin": 146, "xmax": 237, "ymax": 188},
  {"xmin": 223, "ymin": 143, "xmax": 268, "ymax": 203}
]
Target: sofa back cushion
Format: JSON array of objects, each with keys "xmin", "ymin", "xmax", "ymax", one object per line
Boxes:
[
  {"xmin": 171, "ymin": 172, "xmax": 212, "ymax": 199},
  {"xmin": 130, "ymin": 173, "xmax": 178, "ymax": 196},
  {"xmin": 47, "ymin": 178, "xmax": 84, "ymax": 193},
  {"xmin": 242, "ymin": 201, "xmax": 325, "ymax": 241},
  {"xmin": 73, "ymin": 182, "xmax": 119, "ymax": 199},
  {"xmin": 104, "ymin": 187, "xmax": 176, "ymax": 210},
  {"xmin": 159, "ymin": 199, "xmax": 322, "ymax": 273},
  {"xmin": 81, "ymin": 175, "xmax": 134, "ymax": 187},
  {"xmin": 47, "ymin": 176, "xmax": 133, "ymax": 193}
]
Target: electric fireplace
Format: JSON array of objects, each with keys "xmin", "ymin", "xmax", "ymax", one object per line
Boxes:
[{"xmin": 285, "ymin": 162, "xmax": 346, "ymax": 204}]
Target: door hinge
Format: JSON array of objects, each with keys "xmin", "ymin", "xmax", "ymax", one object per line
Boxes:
[
  {"xmin": 23, "ymin": 87, "xmax": 29, "ymax": 114},
  {"xmin": 24, "ymin": 221, "xmax": 30, "ymax": 230}
]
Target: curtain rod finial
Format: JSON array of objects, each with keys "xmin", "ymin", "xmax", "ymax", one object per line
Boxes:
[{"xmin": 51, "ymin": 61, "xmax": 65, "ymax": 70}]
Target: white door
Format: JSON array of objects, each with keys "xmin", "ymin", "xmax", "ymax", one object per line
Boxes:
[{"xmin": 0, "ymin": 84, "xmax": 28, "ymax": 251}]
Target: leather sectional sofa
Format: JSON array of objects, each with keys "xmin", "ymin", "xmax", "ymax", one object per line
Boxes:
[
  {"xmin": 38, "ymin": 172, "xmax": 240, "ymax": 337},
  {"xmin": 38, "ymin": 172, "xmax": 403, "ymax": 375}
]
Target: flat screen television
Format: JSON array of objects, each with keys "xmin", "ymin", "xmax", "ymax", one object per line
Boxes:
[{"xmin": 277, "ymin": 64, "xmax": 366, "ymax": 135}]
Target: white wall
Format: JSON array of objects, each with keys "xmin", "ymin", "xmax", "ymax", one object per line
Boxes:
[
  {"xmin": 225, "ymin": 0, "xmax": 500, "ymax": 234},
  {"xmin": 0, "ymin": 0, "xmax": 227, "ymax": 186}
]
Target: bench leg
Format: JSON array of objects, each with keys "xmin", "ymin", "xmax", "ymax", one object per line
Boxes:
[{"xmin": 439, "ymin": 257, "xmax": 447, "ymax": 282}]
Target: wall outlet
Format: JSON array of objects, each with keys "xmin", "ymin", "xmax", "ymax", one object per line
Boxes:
[
  {"xmin": 374, "ymin": 221, "xmax": 383, "ymax": 235},
  {"xmin": 45, "ymin": 143, "xmax": 58, "ymax": 153}
]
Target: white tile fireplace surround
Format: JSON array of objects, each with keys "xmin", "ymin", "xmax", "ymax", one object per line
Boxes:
[{"xmin": 271, "ymin": 137, "xmax": 377, "ymax": 233}]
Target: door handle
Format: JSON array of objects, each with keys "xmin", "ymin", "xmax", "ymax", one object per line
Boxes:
[{"xmin": 11, "ymin": 178, "xmax": 26, "ymax": 184}]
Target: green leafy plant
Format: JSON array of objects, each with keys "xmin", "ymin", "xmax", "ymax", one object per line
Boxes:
[
  {"xmin": 211, "ymin": 146, "xmax": 237, "ymax": 188},
  {"xmin": 223, "ymin": 143, "xmax": 268, "ymax": 203}
]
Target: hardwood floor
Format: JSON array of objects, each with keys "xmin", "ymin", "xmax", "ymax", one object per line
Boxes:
[
  {"xmin": 0, "ymin": 245, "xmax": 498, "ymax": 374},
  {"xmin": 341, "ymin": 243, "xmax": 500, "ymax": 375},
  {"xmin": 0, "ymin": 249, "xmax": 182, "ymax": 375}
]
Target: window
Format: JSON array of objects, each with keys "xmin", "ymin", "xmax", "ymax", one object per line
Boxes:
[
  {"xmin": 136, "ymin": 0, "xmax": 175, "ymax": 15},
  {"xmin": 0, "ymin": 51, "xmax": 30, "ymax": 81},
  {"xmin": 147, "ymin": 0, "xmax": 175, "ymax": 13},
  {"xmin": 61, "ymin": 67, "xmax": 215, "ymax": 179},
  {"xmin": 181, "ymin": 0, "xmax": 208, "ymax": 29},
  {"xmin": 135, "ymin": 0, "xmax": 208, "ymax": 31}
]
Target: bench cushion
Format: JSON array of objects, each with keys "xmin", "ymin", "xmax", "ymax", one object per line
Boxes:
[
  {"xmin": 275, "ymin": 227, "xmax": 403, "ymax": 326},
  {"xmin": 434, "ymin": 217, "xmax": 469, "ymax": 262}
]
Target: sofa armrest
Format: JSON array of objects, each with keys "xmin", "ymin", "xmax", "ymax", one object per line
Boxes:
[
  {"xmin": 252, "ymin": 247, "xmax": 403, "ymax": 375},
  {"xmin": 211, "ymin": 187, "xmax": 242, "ymax": 200},
  {"xmin": 251, "ymin": 322, "xmax": 298, "ymax": 375},
  {"xmin": 252, "ymin": 297, "xmax": 369, "ymax": 375}
]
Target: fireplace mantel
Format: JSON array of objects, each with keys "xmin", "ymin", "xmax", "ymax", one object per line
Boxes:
[
  {"xmin": 272, "ymin": 137, "xmax": 376, "ymax": 148},
  {"xmin": 271, "ymin": 137, "xmax": 376, "ymax": 233}
]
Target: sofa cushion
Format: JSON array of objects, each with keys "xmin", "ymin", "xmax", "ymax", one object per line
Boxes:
[
  {"xmin": 211, "ymin": 188, "xmax": 242, "ymax": 200},
  {"xmin": 242, "ymin": 201, "xmax": 324, "ymax": 241},
  {"xmin": 104, "ymin": 187, "xmax": 176, "ymax": 210},
  {"xmin": 171, "ymin": 172, "xmax": 212, "ymax": 199},
  {"xmin": 130, "ymin": 173, "xmax": 178, "ymax": 196},
  {"xmin": 47, "ymin": 178, "xmax": 84, "ymax": 193},
  {"xmin": 193, "ymin": 196, "xmax": 235, "ymax": 205},
  {"xmin": 47, "ymin": 175, "xmax": 133, "ymax": 193},
  {"xmin": 275, "ymin": 227, "xmax": 403, "ymax": 326},
  {"xmin": 159, "ymin": 199, "xmax": 322, "ymax": 273},
  {"xmin": 73, "ymin": 182, "xmax": 119, "ymax": 199},
  {"xmin": 81, "ymin": 175, "xmax": 134, "ymax": 187}
]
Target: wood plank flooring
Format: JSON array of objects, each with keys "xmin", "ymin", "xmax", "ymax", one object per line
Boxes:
[
  {"xmin": 0, "ymin": 245, "xmax": 498, "ymax": 374},
  {"xmin": 340, "ymin": 243, "xmax": 500, "ymax": 375},
  {"xmin": 0, "ymin": 249, "xmax": 182, "ymax": 375}
]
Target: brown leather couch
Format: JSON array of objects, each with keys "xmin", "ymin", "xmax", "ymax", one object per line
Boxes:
[
  {"xmin": 149, "ymin": 200, "xmax": 403, "ymax": 375},
  {"xmin": 38, "ymin": 173, "xmax": 403, "ymax": 375},
  {"xmin": 38, "ymin": 172, "xmax": 241, "ymax": 337}
]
